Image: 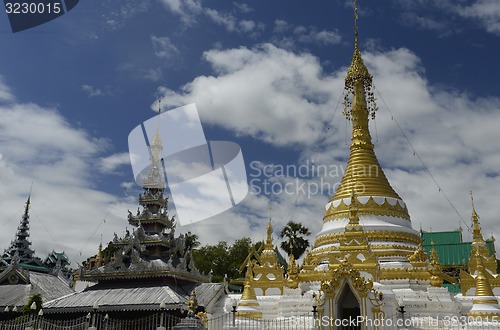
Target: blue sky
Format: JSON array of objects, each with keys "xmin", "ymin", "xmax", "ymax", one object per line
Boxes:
[{"xmin": 0, "ymin": 0, "xmax": 499, "ymax": 266}]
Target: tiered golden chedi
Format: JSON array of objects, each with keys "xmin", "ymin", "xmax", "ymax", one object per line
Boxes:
[
  {"xmin": 251, "ymin": 220, "xmax": 285, "ymax": 295},
  {"xmin": 301, "ymin": 27, "xmax": 423, "ymax": 282},
  {"xmin": 460, "ymin": 195, "xmax": 500, "ymax": 295}
]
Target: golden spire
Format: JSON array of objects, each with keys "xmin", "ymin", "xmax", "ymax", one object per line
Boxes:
[
  {"xmin": 470, "ymin": 191, "xmax": 485, "ymax": 244},
  {"xmin": 429, "ymin": 241, "xmax": 444, "ymax": 287},
  {"xmin": 332, "ymin": 0, "xmax": 402, "ymax": 202},
  {"xmin": 266, "ymin": 203, "xmax": 273, "ymax": 246},
  {"xmin": 473, "ymin": 250, "xmax": 495, "ymax": 298},
  {"xmin": 467, "ymin": 192, "xmax": 496, "ymax": 275},
  {"xmin": 261, "ymin": 206, "xmax": 275, "ymax": 261},
  {"xmin": 286, "ymin": 241, "xmax": 299, "ymax": 289}
]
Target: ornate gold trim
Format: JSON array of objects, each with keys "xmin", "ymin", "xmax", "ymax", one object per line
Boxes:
[
  {"xmin": 324, "ymin": 196, "xmax": 410, "ymax": 221},
  {"xmin": 313, "ymin": 230, "xmax": 421, "ymax": 249}
]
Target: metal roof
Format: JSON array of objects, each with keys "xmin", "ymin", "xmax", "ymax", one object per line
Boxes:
[
  {"xmin": 0, "ymin": 285, "xmax": 30, "ymax": 307},
  {"xmin": 422, "ymin": 231, "xmax": 462, "ymax": 245},
  {"xmin": 43, "ymin": 282, "xmax": 223, "ymax": 314},
  {"xmin": 422, "ymin": 231, "xmax": 496, "ymax": 266},
  {"xmin": 29, "ymin": 272, "xmax": 74, "ymax": 301},
  {"xmin": 0, "ymin": 272, "xmax": 73, "ymax": 308}
]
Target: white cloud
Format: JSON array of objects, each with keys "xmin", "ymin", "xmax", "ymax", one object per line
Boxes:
[
  {"xmin": 160, "ymin": 0, "xmax": 264, "ymax": 34},
  {"xmin": 273, "ymin": 19, "xmax": 292, "ymax": 33},
  {"xmin": 294, "ymin": 26, "xmax": 342, "ymax": 45},
  {"xmin": 239, "ymin": 20, "xmax": 256, "ymax": 32},
  {"xmin": 101, "ymin": 0, "xmax": 151, "ymax": 30},
  {"xmin": 0, "ymin": 77, "xmax": 135, "ymax": 267},
  {"xmin": 205, "ymin": 8, "xmax": 238, "ymax": 32},
  {"xmin": 457, "ymin": 0, "xmax": 500, "ymax": 35},
  {"xmin": 81, "ymin": 84, "xmax": 105, "ymax": 97},
  {"xmin": 393, "ymin": 0, "xmax": 500, "ymax": 36},
  {"xmin": 0, "ymin": 77, "xmax": 14, "ymax": 102},
  {"xmin": 144, "ymin": 68, "xmax": 163, "ymax": 81},
  {"xmin": 273, "ymin": 20, "xmax": 342, "ymax": 46},
  {"xmin": 156, "ymin": 43, "xmax": 500, "ymax": 252},
  {"xmin": 399, "ymin": 12, "xmax": 449, "ymax": 35},
  {"xmin": 233, "ymin": 2, "xmax": 253, "ymax": 13},
  {"xmin": 158, "ymin": 43, "xmax": 339, "ymax": 146},
  {"xmin": 99, "ymin": 152, "xmax": 131, "ymax": 173},
  {"xmin": 160, "ymin": 0, "xmax": 202, "ymax": 25},
  {"xmin": 151, "ymin": 35, "xmax": 179, "ymax": 59}
]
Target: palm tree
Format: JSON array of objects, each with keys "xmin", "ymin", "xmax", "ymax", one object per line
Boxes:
[
  {"xmin": 280, "ymin": 221, "xmax": 311, "ymax": 260},
  {"xmin": 184, "ymin": 232, "xmax": 201, "ymax": 251}
]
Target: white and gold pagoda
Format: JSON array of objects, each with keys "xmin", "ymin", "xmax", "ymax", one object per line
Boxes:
[
  {"xmin": 222, "ymin": 1, "xmax": 500, "ymax": 327},
  {"xmin": 460, "ymin": 194, "xmax": 500, "ymax": 295},
  {"xmin": 296, "ymin": 1, "xmax": 463, "ymax": 326}
]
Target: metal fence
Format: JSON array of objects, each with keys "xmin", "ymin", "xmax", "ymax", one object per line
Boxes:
[
  {"xmin": 206, "ymin": 313, "xmax": 314, "ymax": 329},
  {"xmin": 4, "ymin": 313, "xmax": 500, "ymax": 330},
  {"xmin": 0, "ymin": 313, "xmax": 315, "ymax": 330},
  {"xmin": 0, "ymin": 313, "xmax": 180, "ymax": 330}
]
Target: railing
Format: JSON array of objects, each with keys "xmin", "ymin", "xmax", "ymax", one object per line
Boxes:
[
  {"xmin": 0, "ymin": 313, "xmax": 180, "ymax": 330},
  {"xmin": 4, "ymin": 313, "xmax": 500, "ymax": 330},
  {"xmin": 205, "ymin": 313, "xmax": 315, "ymax": 329}
]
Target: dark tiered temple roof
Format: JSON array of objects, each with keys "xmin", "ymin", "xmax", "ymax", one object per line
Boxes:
[
  {"xmin": 0, "ymin": 197, "xmax": 74, "ymax": 312},
  {"xmin": 1, "ymin": 196, "xmax": 46, "ymax": 272},
  {"xmin": 45, "ymin": 126, "xmax": 221, "ymax": 315}
]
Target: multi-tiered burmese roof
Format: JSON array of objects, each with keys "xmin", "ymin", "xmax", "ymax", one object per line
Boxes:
[{"xmin": 312, "ymin": 30, "xmax": 420, "ymax": 259}]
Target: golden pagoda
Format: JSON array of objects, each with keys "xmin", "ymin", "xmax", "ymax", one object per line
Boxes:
[
  {"xmin": 251, "ymin": 220, "xmax": 285, "ymax": 295},
  {"xmin": 468, "ymin": 192, "xmax": 497, "ymax": 275},
  {"xmin": 302, "ymin": 0, "xmax": 422, "ymax": 284},
  {"xmin": 237, "ymin": 260, "xmax": 262, "ymax": 319},
  {"xmin": 286, "ymin": 242, "xmax": 299, "ymax": 289},
  {"xmin": 460, "ymin": 193, "xmax": 500, "ymax": 295},
  {"xmin": 468, "ymin": 250, "xmax": 500, "ymax": 319},
  {"xmin": 428, "ymin": 243, "xmax": 444, "ymax": 287}
]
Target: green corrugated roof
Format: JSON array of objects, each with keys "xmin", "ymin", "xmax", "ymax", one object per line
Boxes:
[
  {"xmin": 443, "ymin": 283, "xmax": 461, "ymax": 294},
  {"xmin": 422, "ymin": 231, "xmax": 496, "ymax": 266},
  {"xmin": 422, "ymin": 231, "xmax": 462, "ymax": 245}
]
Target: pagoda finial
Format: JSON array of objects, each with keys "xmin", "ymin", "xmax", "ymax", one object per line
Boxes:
[
  {"xmin": 266, "ymin": 202, "xmax": 273, "ymax": 244},
  {"xmin": 343, "ymin": 0, "xmax": 376, "ymax": 123},
  {"xmin": 429, "ymin": 243, "xmax": 444, "ymax": 287},
  {"xmin": 354, "ymin": 0, "xmax": 359, "ymax": 46},
  {"xmin": 331, "ymin": 0, "xmax": 401, "ymax": 202},
  {"xmin": 266, "ymin": 220, "xmax": 272, "ymax": 245},
  {"xmin": 143, "ymin": 104, "xmax": 165, "ymax": 189},
  {"xmin": 470, "ymin": 191, "xmax": 485, "ymax": 245}
]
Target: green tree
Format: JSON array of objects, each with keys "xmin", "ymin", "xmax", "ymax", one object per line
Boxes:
[
  {"xmin": 192, "ymin": 237, "xmax": 254, "ymax": 282},
  {"xmin": 21, "ymin": 293, "xmax": 42, "ymax": 315},
  {"xmin": 102, "ymin": 242, "xmax": 118, "ymax": 263},
  {"xmin": 280, "ymin": 221, "xmax": 311, "ymax": 260},
  {"xmin": 184, "ymin": 232, "xmax": 201, "ymax": 251},
  {"xmin": 229, "ymin": 237, "xmax": 253, "ymax": 276},
  {"xmin": 193, "ymin": 241, "xmax": 231, "ymax": 282}
]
